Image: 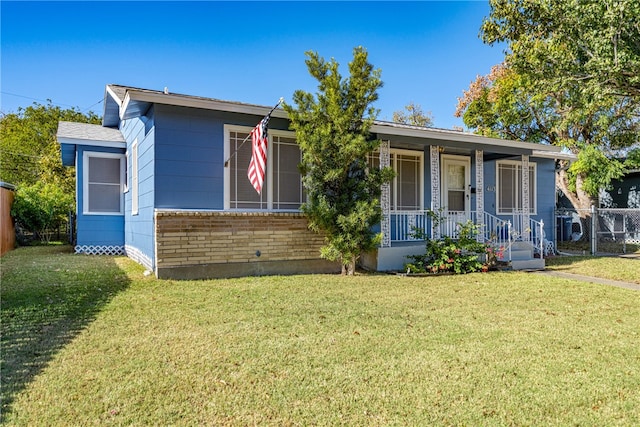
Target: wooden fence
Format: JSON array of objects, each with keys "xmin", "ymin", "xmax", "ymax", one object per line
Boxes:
[{"xmin": 0, "ymin": 183, "xmax": 16, "ymax": 256}]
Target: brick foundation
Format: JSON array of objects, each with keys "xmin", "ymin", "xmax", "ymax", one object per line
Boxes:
[{"xmin": 154, "ymin": 211, "xmax": 340, "ymax": 279}]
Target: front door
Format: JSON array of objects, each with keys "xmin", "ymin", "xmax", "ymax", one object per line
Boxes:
[{"xmin": 441, "ymin": 155, "xmax": 470, "ymax": 236}]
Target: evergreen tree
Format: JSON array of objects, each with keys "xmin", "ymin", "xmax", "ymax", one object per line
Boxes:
[{"xmin": 285, "ymin": 47, "xmax": 394, "ymax": 275}]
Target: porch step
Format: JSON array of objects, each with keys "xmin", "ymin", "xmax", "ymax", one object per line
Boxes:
[
  {"xmin": 509, "ymin": 241, "xmax": 545, "ymax": 270},
  {"xmin": 511, "ymin": 258, "xmax": 545, "ymax": 271},
  {"xmin": 511, "ymin": 241, "xmax": 533, "ymax": 261}
]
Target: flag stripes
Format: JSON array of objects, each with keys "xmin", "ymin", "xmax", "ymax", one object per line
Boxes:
[{"xmin": 247, "ymin": 115, "xmax": 270, "ymax": 194}]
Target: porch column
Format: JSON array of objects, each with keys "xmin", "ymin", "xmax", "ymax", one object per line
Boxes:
[
  {"xmin": 475, "ymin": 150, "xmax": 484, "ymax": 242},
  {"xmin": 521, "ymin": 154, "xmax": 530, "ymax": 241},
  {"xmin": 380, "ymin": 140, "xmax": 391, "ymax": 248},
  {"xmin": 430, "ymin": 145, "xmax": 441, "ymax": 239}
]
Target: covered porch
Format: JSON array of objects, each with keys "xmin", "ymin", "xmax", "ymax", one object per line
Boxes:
[{"xmin": 362, "ymin": 121, "xmax": 566, "ymax": 272}]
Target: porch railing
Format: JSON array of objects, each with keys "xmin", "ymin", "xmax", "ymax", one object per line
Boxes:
[{"xmin": 388, "ymin": 210, "xmax": 547, "ymax": 261}]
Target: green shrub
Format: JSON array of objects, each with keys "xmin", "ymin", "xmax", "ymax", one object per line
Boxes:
[
  {"xmin": 405, "ymin": 220, "xmax": 491, "ymax": 274},
  {"xmin": 11, "ymin": 182, "xmax": 73, "ymax": 243}
]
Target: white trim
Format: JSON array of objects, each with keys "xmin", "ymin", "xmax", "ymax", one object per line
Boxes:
[
  {"xmin": 105, "ymin": 85, "xmax": 124, "ymax": 105},
  {"xmin": 441, "ymin": 154, "xmax": 471, "ymax": 214},
  {"xmin": 82, "ymin": 151, "xmax": 125, "ymax": 216},
  {"xmin": 496, "ymin": 159, "xmax": 537, "ymax": 215},
  {"xmin": 124, "ymin": 148, "xmax": 129, "ymax": 193},
  {"xmin": 131, "ymin": 139, "xmax": 139, "ymax": 215}
]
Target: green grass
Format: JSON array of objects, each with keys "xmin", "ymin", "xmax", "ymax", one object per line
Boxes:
[
  {"xmin": 546, "ymin": 255, "xmax": 640, "ymax": 284},
  {"xmin": 2, "ymin": 246, "xmax": 640, "ymax": 425}
]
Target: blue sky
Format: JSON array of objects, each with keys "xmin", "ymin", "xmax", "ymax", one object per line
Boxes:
[{"xmin": 1, "ymin": 1, "xmax": 505, "ymax": 129}]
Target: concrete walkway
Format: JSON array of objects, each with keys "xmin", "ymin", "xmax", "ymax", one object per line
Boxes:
[{"xmin": 535, "ymin": 270, "xmax": 640, "ymax": 292}]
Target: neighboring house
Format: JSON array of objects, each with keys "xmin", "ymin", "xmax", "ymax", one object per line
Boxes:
[
  {"xmin": 601, "ymin": 170, "xmax": 640, "ymax": 209},
  {"xmin": 57, "ymin": 84, "xmax": 570, "ymax": 279}
]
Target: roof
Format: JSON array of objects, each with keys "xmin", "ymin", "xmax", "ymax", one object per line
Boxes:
[
  {"xmin": 371, "ymin": 120, "xmax": 564, "ymax": 156},
  {"xmin": 102, "ymin": 84, "xmax": 573, "ymax": 160},
  {"xmin": 57, "ymin": 121, "xmax": 126, "ymax": 166},
  {"xmin": 57, "ymin": 121, "xmax": 125, "ymax": 144},
  {"xmin": 103, "ymin": 84, "xmax": 287, "ymax": 127}
]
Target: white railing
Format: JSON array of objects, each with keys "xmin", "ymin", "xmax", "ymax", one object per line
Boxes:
[
  {"xmin": 388, "ymin": 210, "xmax": 547, "ymax": 261},
  {"xmin": 529, "ymin": 217, "xmax": 545, "ymax": 258},
  {"xmin": 390, "ymin": 210, "xmax": 432, "ymax": 241}
]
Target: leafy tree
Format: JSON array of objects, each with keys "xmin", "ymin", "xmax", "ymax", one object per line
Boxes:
[
  {"xmin": 456, "ymin": 0, "xmax": 640, "ymax": 211},
  {"xmin": 481, "ymin": 0, "xmax": 640, "ymax": 101},
  {"xmin": 0, "ymin": 102, "xmax": 101, "ymax": 194},
  {"xmin": 456, "ymin": 63, "xmax": 639, "ymax": 211},
  {"xmin": 284, "ymin": 47, "xmax": 394, "ymax": 275},
  {"xmin": 11, "ymin": 182, "xmax": 74, "ymax": 242},
  {"xmin": 392, "ymin": 102, "xmax": 434, "ymax": 127}
]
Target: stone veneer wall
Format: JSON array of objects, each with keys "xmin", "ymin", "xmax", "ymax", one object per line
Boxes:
[{"xmin": 154, "ymin": 211, "xmax": 340, "ymax": 279}]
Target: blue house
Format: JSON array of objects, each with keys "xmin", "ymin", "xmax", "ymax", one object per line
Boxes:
[{"xmin": 58, "ymin": 84, "xmax": 571, "ymax": 279}]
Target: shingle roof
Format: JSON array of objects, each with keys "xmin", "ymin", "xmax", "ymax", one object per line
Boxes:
[{"xmin": 57, "ymin": 121, "xmax": 125, "ymax": 143}]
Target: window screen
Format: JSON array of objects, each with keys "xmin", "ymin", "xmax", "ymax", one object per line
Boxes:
[
  {"xmin": 272, "ymin": 135, "xmax": 303, "ymax": 210},
  {"xmin": 497, "ymin": 161, "xmax": 536, "ymax": 214},
  {"xmin": 229, "ymin": 131, "xmax": 268, "ymax": 209},
  {"xmin": 368, "ymin": 150, "xmax": 422, "ymax": 211},
  {"xmin": 85, "ymin": 154, "xmax": 123, "ymax": 214}
]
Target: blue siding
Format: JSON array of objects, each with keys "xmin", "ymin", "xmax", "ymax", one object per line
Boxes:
[
  {"xmin": 122, "ymin": 112, "xmax": 156, "ymax": 269},
  {"xmin": 75, "ymin": 145, "xmax": 125, "ymax": 248},
  {"xmin": 153, "ymin": 105, "xmax": 289, "ymax": 209},
  {"xmin": 534, "ymin": 157, "xmax": 556, "ymax": 241},
  {"xmin": 483, "ymin": 156, "xmax": 556, "ymax": 241}
]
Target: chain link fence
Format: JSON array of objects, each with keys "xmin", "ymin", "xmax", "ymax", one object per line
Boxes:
[{"xmin": 555, "ymin": 207, "xmax": 640, "ymax": 255}]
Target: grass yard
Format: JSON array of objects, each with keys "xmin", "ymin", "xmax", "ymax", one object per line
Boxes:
[
  {"xmin": 2, "ymin": 246, "xmax": 640, "ymax": 425},
  {"xmin": 545, "ymin": 255, "xmax": 640, "ymax": 284}
]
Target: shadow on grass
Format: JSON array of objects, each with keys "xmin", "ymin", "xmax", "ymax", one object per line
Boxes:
[{"xmin": 0, "ymin": 245, "xmax": 131, "ymax": 421}]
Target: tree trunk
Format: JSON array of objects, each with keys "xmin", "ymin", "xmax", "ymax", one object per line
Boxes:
[
  {"xmin": 556, "ymin": 169, "xmax": 596, "ymax": 218},
  {"xmin": 342, "ymin": 256, "xmax": 357, "ymax": 275}
]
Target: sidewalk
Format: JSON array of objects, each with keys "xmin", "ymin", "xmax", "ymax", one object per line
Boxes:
[{"xmin": 535, "ymin": 270, "xmax": 640, "ymax": 291}]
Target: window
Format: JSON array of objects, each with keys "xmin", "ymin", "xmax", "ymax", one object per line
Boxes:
[
  {"xmin": 272, "ymin": 134, "xmax": 304, "ymax": 210},
  {"xmin": 83, "ymin": 152, "xmax": 125, "ymax": 215},
  {"xmin": 226, "ymin": 126, "xmax": 303, "ymax": 210},
  {"xmin": 497, "ymin": 160, "xmax": 536, "ymax": 214},
  {"xmin": 368, "ymin": 149, "xmax": 423, "ymax": 211},
  {"xmin": 131, "ymin": 140, "xmax": 139, "ymax": 215}
]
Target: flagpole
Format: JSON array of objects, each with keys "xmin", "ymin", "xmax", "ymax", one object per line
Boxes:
[{"xmin": 224, "ymin": 97, "xmax": 284, "ymax": 168}]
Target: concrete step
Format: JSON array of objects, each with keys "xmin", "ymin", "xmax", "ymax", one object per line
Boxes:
[
  {"xmin": 511, "ymin": 258, "xmax": 545, "ymax": 271},
  {"xmin": 511, "ymin": 241, "xmax": 535, "ymax": 250},
  {"xmin": 511, "ymin": 249, "xmax": 533, "ymax": 261}
]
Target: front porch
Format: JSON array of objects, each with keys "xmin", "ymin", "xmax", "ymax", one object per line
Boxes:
[
  {"xmin": 361, "ymin": 131, "xmax": 560, "ymax": 272},
  {"xmin": 362, "ymin": 209, "xmax": 549, "ymax": 273}
]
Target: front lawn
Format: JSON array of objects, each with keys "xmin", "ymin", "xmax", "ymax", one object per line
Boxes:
[
  {"xmin": 2, "ymin": 246, "xmax": 640, "ymax": 425},
  {"xmin": 546, "ymin": 255, "xmax": 640, "ymax": 284}
]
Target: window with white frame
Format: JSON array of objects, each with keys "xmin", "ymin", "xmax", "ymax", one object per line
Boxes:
[
  {"xmin": 226, "ymin": 126, "xmax": 303, "ymax": 210},
  {"xmin": 496, "ymin": 160, "xmax": 536, "ymax": 214},
  {"xmin": 368, "ymin": 149, "xmax": 423, "ymax": 211},
  {"xmin": 83, "ymin": 152, "xmax": 125, "ymax": 215}
]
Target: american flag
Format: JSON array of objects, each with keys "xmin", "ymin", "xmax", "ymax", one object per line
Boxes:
[{"xmin": 247, "ymin": 114, "xmax": 270, "ymax": 194}]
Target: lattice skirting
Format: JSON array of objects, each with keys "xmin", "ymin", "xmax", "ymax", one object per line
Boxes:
[{"xmin": 75, "ymin": 245, "xmax": 125, "ymax": 256}]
